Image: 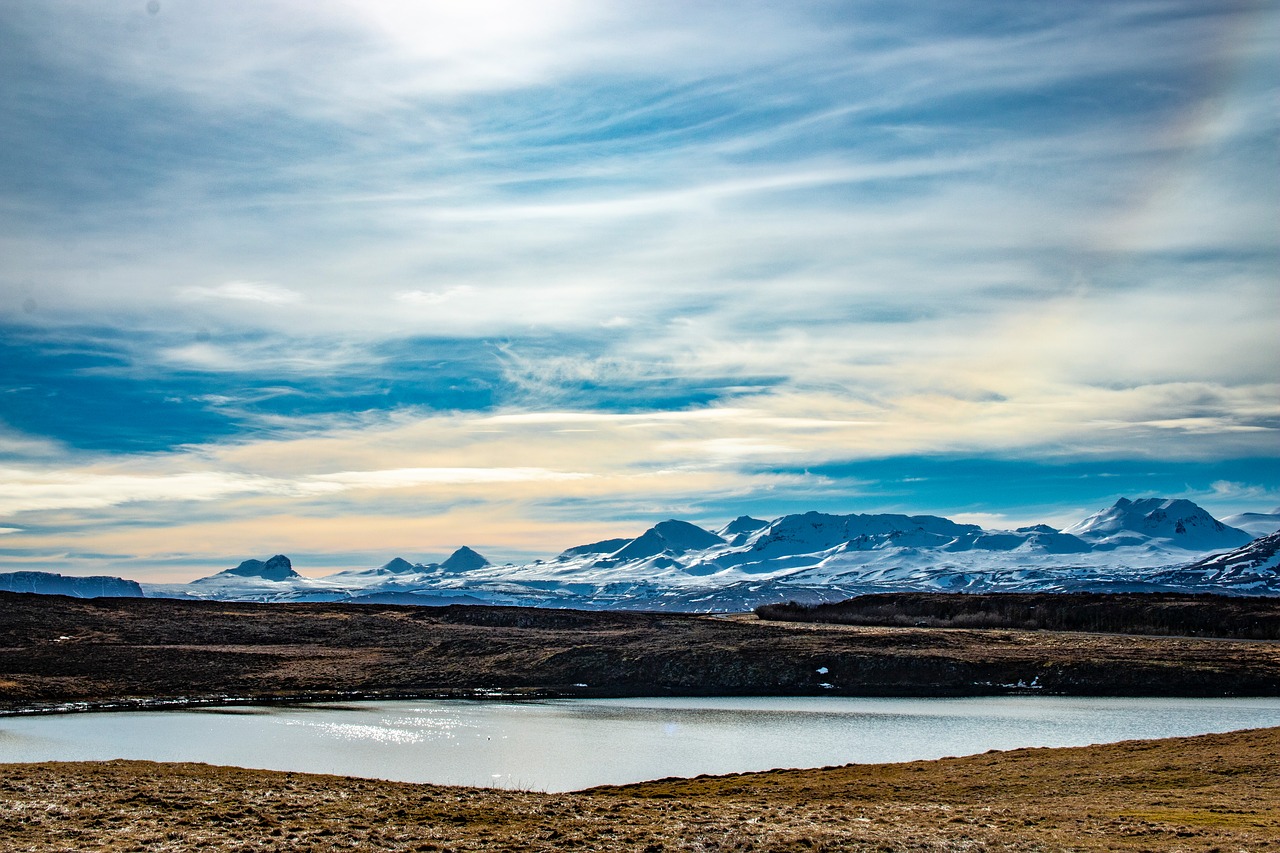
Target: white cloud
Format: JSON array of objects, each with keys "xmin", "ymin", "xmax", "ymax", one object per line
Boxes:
[
  {"xmin": 394, "ymin": 286, "xmax": 472, "ymax": 305},
  {"xmin": 5, "ymin": 2, "xmax": 1273, "ymax": 357},
  {"xmin": 179, "ymin": 281, "xmax": 303, "ymax": 305},
  {"xmin": 0, "ymin": 469, "xmax": 280, "ymax": 515},
  {"xmin": 661, "ymin": 437, "xmax": 801, "ymax": 460},
  {"xmin": 0, "ymin": 462, "xmax": 594, "ymax": 517},
  {"xmin": 481, "ymin": 409, "xmax": 752, "ymax": 426},
  {"xmin": 345, "ymin": 0, "xmax": 596, "ymax": 92},
  {"xmin": 0, "ymin": 423, "xmax": 66, "ymax": 460},
  {"xmin": 309, "ymin": 467, "xmax": 592, "ymax": 488},
  {"xmin": 156, "ymin": 339, "xmax": 375, "ymax": 374}
]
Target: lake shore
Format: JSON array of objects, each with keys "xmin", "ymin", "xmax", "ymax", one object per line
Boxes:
[
  {"xmin": 3, "ymin": 593, "xmax": 1280, "ymax": 716},
  {"xmin": 3, "ymin": 726, "xmax": 1278, "ymax": 851},
  {"xmin": 5, "ymin": 593, "xmax": 1280, "ymax": 848}
]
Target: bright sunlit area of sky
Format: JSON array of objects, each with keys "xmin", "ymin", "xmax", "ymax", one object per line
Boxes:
[{"xmin": 1, "ymin": 1, "xmax": 1277, "ymax": 580}]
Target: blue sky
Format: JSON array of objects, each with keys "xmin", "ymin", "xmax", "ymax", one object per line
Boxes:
[{"xmin": 1, "ymin": 1, "xmax": 1277, "ymax": 580}]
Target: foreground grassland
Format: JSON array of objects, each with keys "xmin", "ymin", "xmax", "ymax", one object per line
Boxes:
[
  {"xmin": 3, "ymin": 594, "xmax": 1279, "ymax": 850},
  {"xmin": 2, "ymin": 727, "xmax": 1278, "ymax": 851},
  {"xmin": 3, "ymin": 593, "xmax": 1280, "ymax": 710}
]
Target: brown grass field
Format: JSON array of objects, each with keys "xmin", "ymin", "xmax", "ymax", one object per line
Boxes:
[
  {"xmin": 2, "ymin": 726, "xmax": 1278, "ymax": 851},
  {"xmin": 3, "ymin": 592, "xmax": 1279, "ymax": 850},
  {"xmin": 3, "ymin": 593, "xmax": 1279, "ymax": 710}
]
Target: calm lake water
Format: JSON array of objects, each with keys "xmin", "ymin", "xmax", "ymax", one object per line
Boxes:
[{"xmin": 3, "ymin": 696, "xmax": 1279, "ymax": 792}]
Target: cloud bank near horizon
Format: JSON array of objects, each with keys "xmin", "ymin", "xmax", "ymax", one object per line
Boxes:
[{"xmin": 1, "ymin": 1, "xmax": 1277, "ymax": 579}]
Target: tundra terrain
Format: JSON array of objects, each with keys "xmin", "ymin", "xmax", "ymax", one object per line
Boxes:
[
  {"xmin": 2, "ymin": 592, "xmax": 1280, "ymax": 712},
  {"xmin": 2, "ymin": 727, "xmax": 1278, "ymax": 851}
]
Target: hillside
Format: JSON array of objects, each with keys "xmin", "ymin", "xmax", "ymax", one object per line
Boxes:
[{"xmin": 2, "ymin": 592, "xmax": 1279, "ymax": 713}]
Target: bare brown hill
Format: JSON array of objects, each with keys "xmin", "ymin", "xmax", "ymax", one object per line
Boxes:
[{"xmin": 2, "ymin": 592, "xmax": 1279, "ymax": 713}]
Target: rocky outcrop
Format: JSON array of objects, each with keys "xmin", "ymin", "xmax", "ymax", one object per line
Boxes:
[
  {"xmin": 0, "ymin": 571, "xmax": 144, "ymax": 598},
  {"xmin": 197, "ymin": 555, "xmax": 300, "ymax": 583}
]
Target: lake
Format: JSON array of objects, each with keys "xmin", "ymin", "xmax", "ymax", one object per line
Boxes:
[{"xmin": 3, "ymin": 696, "xmax": 1279, "ymax": 792}]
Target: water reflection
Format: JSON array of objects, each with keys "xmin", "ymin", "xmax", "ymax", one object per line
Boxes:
[{"xmin": 1, "ymin": 696, "xmax": 1278, "ymax": 792}]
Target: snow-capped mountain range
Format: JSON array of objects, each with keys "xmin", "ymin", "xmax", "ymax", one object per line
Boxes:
[{"xmin": 129, "ymin": 497, "xmax": 1280, "ymax": 610}]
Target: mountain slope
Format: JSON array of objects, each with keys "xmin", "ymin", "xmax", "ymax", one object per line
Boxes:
[
  {"xmin": 1149, "ymin": 531, "xmax": 1280, "ymax": 593},
  {"xmin": 1065, "ymin": 498, "xmax": 1252, "ymax": 550}
]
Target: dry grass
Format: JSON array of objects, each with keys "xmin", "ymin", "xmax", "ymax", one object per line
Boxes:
[
  {"xmin": 3, "ymin": 727, "xmax": 1279, "ymax": 851},
  {"xmin": 4, "ymin": 594, "xmax": 1278, "ymax": 849},
  {"xmin": 3, "ymin": 594, "xmax": 1279, "ymax": 711}
]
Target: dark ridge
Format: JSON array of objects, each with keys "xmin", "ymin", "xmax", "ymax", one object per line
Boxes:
[
  {"xmin": 3, "ymin": 592, "xmax": 1279, "ymax": 714},
  {"xmin": 755, "ymin": 592, "xmax": 1280, "ymax": 640}
]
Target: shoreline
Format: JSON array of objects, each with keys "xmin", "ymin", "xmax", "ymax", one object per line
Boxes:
[
  {"xmin": 4, "ymin": 679, "xmax": 1277, "ymax": 719},
  {"xmin": 4, "ymin": 726, "xmax": 1278, "ymax": 850},
  {"xmin": 0, "ymin": 688, "xmax": 561, "ymax": 718},
  {"xmin": 5, "ymin": 594, "xmax": 1280, "ymax": 848}
]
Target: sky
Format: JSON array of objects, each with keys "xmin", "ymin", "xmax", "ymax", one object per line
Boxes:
[{"xmin": 1, "ymin": 0, "xmax": 1278, "ymax": 581}]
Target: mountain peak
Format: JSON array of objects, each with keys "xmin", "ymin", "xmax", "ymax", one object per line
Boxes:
[
  {"xmin": 653, "ymin": 519, "xmax": 724, "ymax": 543},
  {"xmin": 610, "ymin": 520, "xmax": 724, "ymax": 562},
  {"xmin": 441, "ymin": 546, "xmax": 489, "ymax": 572},
  {"xmin": 216, "ymin": 554, "xmax": 300, "ymax": 582},
  {"xmin": 1016, "ymin": 524, "xmax": 1059, "ymax": 534},
  {"xmin": 717, "ymin": 515, "xmax": 772, "ymax": 546},
  {"xmin": 1065, "ymin": 497, "xmax": 1251, "ymax": 550},
  {"xmin": 718, "ymin": 516, "xmax": 770, "ymax": 536},
  {"xmin": 380, "ymin": 557, "xmax": 418, "ymax": 574}
]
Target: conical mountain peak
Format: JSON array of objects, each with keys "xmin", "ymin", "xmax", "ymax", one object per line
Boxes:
[{"xmin": 441, "ymin": 546, "xmax": 489, "ymax": 572}]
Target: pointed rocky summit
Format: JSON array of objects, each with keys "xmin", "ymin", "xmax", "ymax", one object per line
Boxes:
[
  {"xmin": 380, "ymin": 557, "xmax": 418, "ymax": 574},
  {"xmin": 440, "ymin": 546, "xmax": 489, "ymax": 572},
  {"xmin": 716, "ymin": 515, "xmax": 771, "ymax": 546},
  {"xmin": 718, "ymin": 516, "xmax": 770, "ymax": 536},
  {"xmin": 610, "ymin": 520, "xmax": 725, "ymax": 562}
]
